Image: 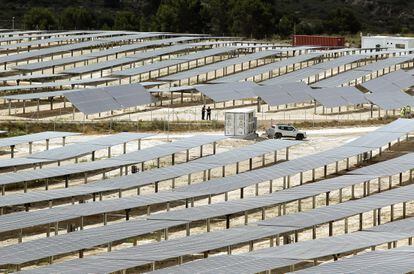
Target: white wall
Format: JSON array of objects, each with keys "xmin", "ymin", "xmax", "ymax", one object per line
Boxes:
[{"xmin": 361, "ymin": 36, "xmax": 414, "ymax": 49}]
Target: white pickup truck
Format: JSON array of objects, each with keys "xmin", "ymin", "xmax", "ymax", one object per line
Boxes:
[{"xmin": 266, "ymin": 124, "xmax": 307, "ymax": 140}]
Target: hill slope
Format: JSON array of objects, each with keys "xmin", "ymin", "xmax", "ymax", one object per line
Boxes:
[{"xmin": 0, "ymin": 0, "xmax": 412, "ymax": 36}]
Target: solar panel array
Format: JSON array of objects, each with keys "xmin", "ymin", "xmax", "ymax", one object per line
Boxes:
[
  {"xmin": 0, "ymin": 132, "xmax": 151, "ymax": 170},
  {"xmin": 308, "ymin": 86, "xmax": 368, "ymax": 108},
  {"xmin": 0, "ymin": 30, "xmax": 412, "ymax": 116},
  {"xmin": 0, "ymin": 134, "xmax": 227, "ymax": 188},
  {"xmin": 295, "ymin": 241, "xmax": 414, "ymax": 274},
  {"xmin": 65, "ymin": 83, "xmax": 155, "ymax": 114},
  {"xmin": 158, "ymin": 50, "xmax": 282, "ymax": 81},
  {"xmin": 0, "ymin": 139, "xmax": 297, "ymax": 208},
  {"xmin": 313, "ymin": 55, "xmax": 414, "ymax": 88},
  {"xmin": 0, "ymin": 77, "xmax": 117, "ymax": 92},
  {"xmin": 158, "ymin": 217, "xmax": 414, "ymax": 274},
  {"xmin": 254, "ymin": 82, "xmax": 313, "ymax": 106},
  {"xmin": 361, "ymin": 69, "xmax": 414, "ymax": 109},
  {"xmin": 0, "ymin": 131, "xmax": 79, "ymax": 148},
  {"xmin": 260, "ymin": 54, "xmax": 367, "ymax": 86},
  {"xmin": 195, "ymin": 81, "xmax": 259, "ymax": 102},
  {"xmin": 12, "ymin": 36, "xmax": 196, "ymax": 71},
  {"xmin": 20, "ymin": 174, "xmax": 414, "ymax": 273},
  {"xmin": 210, "ymin": 53, "xmax": 324, "ymax": 83},
  {"xmin": 112, "ymin": 47, "xmax": 239, "ymax": 77},
  {"xmin": 0, "ymin": 119, "xmax": 414, "ymax": 273}
]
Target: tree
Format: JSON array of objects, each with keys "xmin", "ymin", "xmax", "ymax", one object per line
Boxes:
[
  {"xmin": 23, "ymin": 8, "xmax": 57, "ymax": 30},
  {"xmin": 136, "ymin": 0, "xmax": 162, "ymax": 31},
  {"xmin": 104, "ymin": 0, "xmax": 121, "ymax": 9},
  {"xmin": 278, "ymin": 15, "xmax": 294, "ymax": 38},
  {"xmin": 295, "ymin": 20, "xmax": 324, "ymax": 35},
  {"xmin": 114, "ymin": 11, "xmax": 139, "ymax": 30},
  {"xmin": 325, "ymin": 8, "xmax": 362, "ymax": 34},
  {"xmin": 96, "ymin": 12, "xmax": 115, "ymax": 30},
  {"xmin": 228, "ymin": 0, "xmax": 274, "ymax": 39},
  {"xmin": 154, "ymin": 0, "xmax": 204, "ymax": 33},
  {"xmin": 60, "ymin": 7, "xmax": 96, "ymax": 30},
  {"xmin": 200, "ymin": 0, "xmax": 229, "ymax": 36}
]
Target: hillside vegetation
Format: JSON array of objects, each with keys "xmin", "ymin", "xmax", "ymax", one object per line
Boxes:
[{"xmin": 0, "ymin": 0, "xmax": 413, "ymax": 38}]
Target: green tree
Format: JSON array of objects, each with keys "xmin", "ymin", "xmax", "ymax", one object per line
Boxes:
[
  {"xmin": 104, "ymin": 0, "xmax": 121, "ymax": 9},
  {"xmin": 325, "ymin": 8, "xmax": 361, "ymax": 34},
  {"xmin": 96, "ymin": 12, "xmax": 115, "ymax": 30},
  {"xmin": 278, "ymin": 15, "xmax": 294, "ymax": 38},
  {"xmin": 296, "ymin": 20, "xmax": 324, "ymax": 35},
  {"xmin": 154, "ymin": 0, "xmax": 204, "ymax": 33},
  {"xmin": 229, "ymin": 0, "xmax": 274, "ymax": 39},
  {"xmin": 200, "ymin": 0, "xmax": 229, "ymax": 36},
  {"xmin": 23, "ymin": 8, "xmax": 57, "ymax": 30},
  {"xmin": 136, "ymin": 0, "xmax": 162, "ymax": 31},
  {"xmin": 114, "ymin": 11, "xmax": 139, "ymax": 30},
  {"xmin": 60, "ymin": 7, "xmax": 96, "ymax": 30}
]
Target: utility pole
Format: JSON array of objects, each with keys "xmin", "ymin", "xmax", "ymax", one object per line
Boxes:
[{"xmin": 12, "ymin": 17, "xmax": 15, "ymax": 30}]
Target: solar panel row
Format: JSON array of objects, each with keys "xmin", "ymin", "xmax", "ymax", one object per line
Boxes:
[
  {"xmin": 21, "ymin": 178, "xmax": 414, "ymax": 273},
  {"xmin": 65, "ymin": 83, "xmax": 155, "ymax": 114}
]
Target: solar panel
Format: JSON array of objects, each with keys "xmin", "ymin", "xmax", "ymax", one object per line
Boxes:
[
  {"xmin": 112, "ymin": 47, "xmax": 239, "ymax": 77},
  {"xmin": 0, "ymin": 144, "xmax": 412, "ymax": 270},
  {"xmin": 19, "ymin": 183, "xmax": 414, "ymax": 274},
  {"xmin": 105, "ymin": 84, "xmax": 155, "ymax": 109},
  {"xmin": 365, "ymin": 91, "xmax": 414, "ymax": 110},
  {"xmin": 195, "ymin": 82, "xmax": 259, "ymax": 102},
  {"xmin": 0, "ymin": 140, "xmax": 378, "ymax": 233},
  {"xmin": 312, "ymin": 54, "xmax": 367, "ymax": 69},
  {"xmin": 261, "ymin": 55, "xmax": 369, "ymax": 86},
  {"xmin": 261, "ymin": 67, "xmax": 323, "ymax": 85},
  {"xmin": 62, "ymin": 44, "xmax": 196, "ymax": 75},
  {"xmin": 312, "ymin": 69, "xmax": 369, "ymax": 88},
  {"xmin": 294, "ymin": 244, "xmax": 414, "ymax": 274},
  {"xmin": 65, "ymin": 84, "xmax": 155, "ymax": 114},
  {"xmin": 158, "ymin": 50, "xmax": 282, "ymax": 81},
  {"xmin": 361, "ymin": 55, "xmax": 414, "ymax": 72},
  {"xmin": 3, "ymin": 33, "xmax": 176, "ymax": 66},
  {"xmin": 0, "ymin": 131, "xmax": 79, "ymax": 148},
  {"xmin": 27, "ymin": 132, "xmax": 151, "ymax": 161},
  {"xmin": 0, "ymin": 135, "xmax": 226, "ymax": 188},
  {"xmin": 313, "ymin": 56, "xmax": 414, "ymax": 88},
  {"xmin": 0, "ymin": 78, "xmax": 116, "ymax": 92},
  {"xmin": 375, "ymin": 118, "xmax": 414, "ymax": 133},
  {"xmin": 361, "ymin": 69, "xmax": 414, "ymax": 95},
  {"xmin": 0, "ymin": 32, "xmax": 127, "ymax": 51},
  {"xmin": 6, "ymin": 34, "xmax": 202, "ymax": 78},
  {"xmin": 153, "ymin": 255, "xmax": 299, "ymax": 274},
  {"xmin": 2, "ymin": 90, "xmax": 70, "ymax": 101},
  {"xmin": 254, "ymin": 82, "xmax": 313, "ymax": 106},
  {"xmin": 308, "ymin": 87, "xmax": 367, "ymax": 107},
  {"xmin": 210, "ymin": 53, "xmax": 324, "ymax": 83},
  {"xmin": 0, "ymin": 139, "xmax": 297, "ymax": 208},
  {"xmin": 0, "ymin": 74, "xmax": 65, "ymax": 82}
]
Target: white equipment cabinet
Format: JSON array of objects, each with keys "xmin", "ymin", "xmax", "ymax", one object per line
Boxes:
[{"xmin": 225, "ymin": 108, "xmax": 257, "ymax": 138}]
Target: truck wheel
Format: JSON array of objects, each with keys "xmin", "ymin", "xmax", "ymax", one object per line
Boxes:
[
  {"xmin": 274, "ymin": 133, "xmax": 282, "ymax": 139},
  {"xmin": 296, "ymin": 134, "xmax": 304, "ymax": 140}
]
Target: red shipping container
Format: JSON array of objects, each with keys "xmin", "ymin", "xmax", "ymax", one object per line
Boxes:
[{"xmin": 292, "ymin": 35, "xmax": 345, "ymax": 47}]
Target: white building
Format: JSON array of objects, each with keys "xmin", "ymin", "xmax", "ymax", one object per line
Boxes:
[{"xmin": 361, "ymin": 35, "xmax": 414, "ymax": 50}]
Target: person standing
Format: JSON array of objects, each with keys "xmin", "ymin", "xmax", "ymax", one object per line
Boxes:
[
  {"xmin": 207, "ymin": 106, "xmax": 211, "ymax": 120},
  {"xmin": 201, "ymin": 105, "xmax": 206, "ymax": 120}
]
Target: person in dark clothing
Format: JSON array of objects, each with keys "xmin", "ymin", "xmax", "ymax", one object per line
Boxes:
[
  {"xmin": 201, "ymin": 105, "xmax": 206, "ymax": 120},
  {"xmin": 207, "ymin": 106, "xmax": 211, "ymax": 120}
]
